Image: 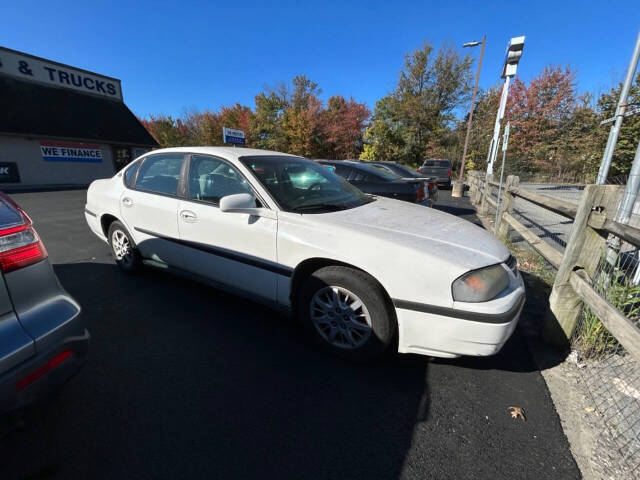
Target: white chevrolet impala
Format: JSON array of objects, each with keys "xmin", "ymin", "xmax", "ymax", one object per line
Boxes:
[{"xmin": 85, "ymin": 147, "xmax": 525, "ymax": 361}]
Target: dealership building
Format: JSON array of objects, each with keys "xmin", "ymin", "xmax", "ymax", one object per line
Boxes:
[{"xmin": 0, "ymin": 46, "xmax": 157, "ymax": 188}]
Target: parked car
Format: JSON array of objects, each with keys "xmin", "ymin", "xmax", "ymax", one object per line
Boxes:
[
  {"xmin": 366, "ymin": 161, "xmax": 439, "ymax": 203},
  {"xmin": 85, "ymin": 147, "xmax": 524, "ymax": 361},
  {"xmin": 419, "ymin": 159, "xmax": 452, "ymax": 188},
  {"xmin": 0, "ymin": 193, "xmax": 88, "ymax": 415},
  {"xmin": 317, "ymin": 160, "xmax": 432, "ymax": 206}
]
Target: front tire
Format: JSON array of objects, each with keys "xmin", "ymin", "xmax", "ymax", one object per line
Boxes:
[
  {"xmin": 298, "ymin": 266, "xmax": 396, "ymax": 361},
  {"xmin": 108, "ymin": 221, "xmax": 141, "ymax": 273}
]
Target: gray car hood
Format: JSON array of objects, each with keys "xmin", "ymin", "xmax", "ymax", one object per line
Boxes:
[{"xmin": 324, "ymin": 197, "xmax": 510, "ymax": 270}]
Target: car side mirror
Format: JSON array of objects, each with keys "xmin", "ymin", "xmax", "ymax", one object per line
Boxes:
[
  {"xmin": 220, "ymin": 193, "xmax": 256, "ymax": 211},
  {"xmin": 219, "ymin": 193, "xmax": 276, "ymax": 219}
]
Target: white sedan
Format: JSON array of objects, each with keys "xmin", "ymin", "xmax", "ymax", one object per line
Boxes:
[{"xmin": 85, "ymin": 147, "xmax": 525, "ymax": 361}]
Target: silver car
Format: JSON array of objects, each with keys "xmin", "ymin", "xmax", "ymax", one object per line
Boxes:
[{"xmin": 0, "ymin": 192, "xmax": 88, "ymax": 415}]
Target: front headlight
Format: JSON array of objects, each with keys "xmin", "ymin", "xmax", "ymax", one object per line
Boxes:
[{"xmin": 452, "ymin": 264, "xmax": 510, "ymax": 303}]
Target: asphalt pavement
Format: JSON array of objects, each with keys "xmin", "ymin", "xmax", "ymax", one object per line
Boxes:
[{"xmin": 0, "ymin": 189, "xmax": 580, "ymax": 480}]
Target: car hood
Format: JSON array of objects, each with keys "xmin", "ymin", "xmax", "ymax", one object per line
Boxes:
[{"xmin": 322, "ymin": 197, "xmax": 509, "ymax": 270}]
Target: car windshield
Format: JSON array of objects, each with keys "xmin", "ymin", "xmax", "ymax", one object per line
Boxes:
[
  {"xmin": 423, "ymin": 160, "xmax": 451, "ymax": 167},
  {"xmin": 240, "ymin": 156, "xmax": 375, "ymax": 213}
]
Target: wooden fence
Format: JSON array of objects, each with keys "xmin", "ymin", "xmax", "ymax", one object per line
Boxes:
[{"xmin": 467, "ymin": 171, "xmax": 640, "ymax": 358}]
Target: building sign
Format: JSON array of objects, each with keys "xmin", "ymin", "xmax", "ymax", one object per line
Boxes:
[
  {"xmin": 0, "ymin": 162, "xmax": 20, "ymax": 183},
  {"xmin": 0, "ymin": 47, "xmax": 122, "ymax": 101},
  {"xmin": 40, "ymin": 141, "xmax": 103, "ymax": 163},
  {"xmin": 112, "ymin": 146, "xmax": 132, "ymax": 170},
  {"xmin": 222, "ymin": 127, "xmax": 246, "ymax": 145}
]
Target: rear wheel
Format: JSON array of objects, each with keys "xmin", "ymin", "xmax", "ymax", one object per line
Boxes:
[
  {"xmin": 108, "ymin": 221, "xmax": 141, "ymax": 273},
  {"xmin": 298, "ymin": 266, "xmax": 396, "ymax": 361}
]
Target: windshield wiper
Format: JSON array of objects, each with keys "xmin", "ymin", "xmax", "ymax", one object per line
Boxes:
[{"xmin": 294, "ymin": 203, "xmax": 349, "ymax": 212}]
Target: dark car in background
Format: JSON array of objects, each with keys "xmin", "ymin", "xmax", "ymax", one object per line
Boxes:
[
  {"xmin": 0, "ymin": 193, "xmax": 88, "ymax": 416},
  {"xmin": 419, "ymin": 159, "xmax": 452, "ymax": 188},
  {"xmin": 317, "ymin": 160, "xmax": 432, "ymax": 206},
  {"xmin": 367, "ymin": 161, "xmax": 439, "ymax": 203}
]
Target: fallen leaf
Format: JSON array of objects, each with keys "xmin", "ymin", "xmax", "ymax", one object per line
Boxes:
[
  {"xmin": 585, "ymin": 407, "xmax": 595, "ymax": 413},
  {"xmin": 509, "ymin": 406, "xmax": 526, "ymax": 421}
]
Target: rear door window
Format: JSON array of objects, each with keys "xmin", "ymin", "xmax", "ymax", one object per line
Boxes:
[
  {"xmin": 135, "ymin": 154, "xmax": 184, "ymax": 196},
  {"xmin": 123, "ymin": 161, "xmax": 140, "ymax": 187},
  {"xmin": 424, "ymin": 160, "xmax": 451, "ymax": 168},
  {"xmin": 350, "ymin": 169, "xmax": 366, "ymax": 181}
]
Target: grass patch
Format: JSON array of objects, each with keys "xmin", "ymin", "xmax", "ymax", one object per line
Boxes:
[
  {"xmin": 505, "ymin": 240, "xmax": 556, "ymax": 287},
  {"xmin": 573, "ymin": 262, "xmax": 640, "ymax": 359}
]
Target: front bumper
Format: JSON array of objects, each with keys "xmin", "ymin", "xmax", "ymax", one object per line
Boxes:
[
  {"xmin": 0, "ymin": 328, "xmax": 89, "ymax": 414},
  {"xmin": 395, "ymin": 272, "xmax": 525, "ymax": 358}
]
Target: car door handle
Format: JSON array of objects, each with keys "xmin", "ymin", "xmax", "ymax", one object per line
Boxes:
[
  {"xmin": 121, "ymin": 197, "xmax": 133, "ymax": 208},
  {"xmin": 180, "ymin": 210, "xmax": 197, "ymax": 222}
]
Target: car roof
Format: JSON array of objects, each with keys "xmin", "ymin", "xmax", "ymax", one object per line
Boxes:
[{"xmin": 142, "ymin": 146, "xmax": 302, "ymax": 161}]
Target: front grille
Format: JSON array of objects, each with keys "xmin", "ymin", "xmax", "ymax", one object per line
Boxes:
[{"xmin": 505, "ymin": 255, "xmax": 518, "ymax": 274}]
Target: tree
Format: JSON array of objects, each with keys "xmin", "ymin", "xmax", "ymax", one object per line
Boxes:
[
  {"xmin": 251, "ymin": 89, "xmax": 289, "ymax": 151},
  {"xmin": 360, "ymin": 97, "xmax": 407, "ymax": 161},
  {"xmin": 361, "ymin": 42, "xmax": 473, "ymax": 166},
  {"xmin": 139, "ymin": 74, "xmax": 370, "ymax": 158},
  {"xmin": 507, "ymin": 65, "xmax": 579, "ymax": 174},
  {"xmin": 452, "ymin": 86, "xmax": 502, "ymax": 172},
  {"xmin": 319, "ymin": 95, "xmax": 370, "ymax": 159},
  {"xmin": 139, "ymin": 115, "xmax": 191, "ymax": 148},
  {"xmin": 282, "ymin": 94, "xmax": 323, "ymax": 157}
]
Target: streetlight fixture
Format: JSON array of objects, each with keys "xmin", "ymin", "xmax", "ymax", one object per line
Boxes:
[
  {"xmin": 486, "ymin": 36, "xmax": 525, "ymax": 176},
  {"xmin": 452, "ymin": 35, "xmax": 486, "ymax": 198}
]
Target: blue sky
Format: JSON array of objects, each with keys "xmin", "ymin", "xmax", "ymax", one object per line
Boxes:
[{"xmin": 2, "ymin": 1, "xmax": 639, "ymax": 119}]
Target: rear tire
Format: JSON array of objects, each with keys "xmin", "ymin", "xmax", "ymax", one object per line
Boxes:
[
  {"xmin": 298, "ymin": 266, "xmax": 396, "ymax": 361},
  {"xmin": 108, "ymin": 221, "xmax": 141, "ymax": 273}
]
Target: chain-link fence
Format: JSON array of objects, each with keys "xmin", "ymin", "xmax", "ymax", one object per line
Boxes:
[{"xmin": 571, "ymin": 236, "xmax": 640, "ymax": 476}]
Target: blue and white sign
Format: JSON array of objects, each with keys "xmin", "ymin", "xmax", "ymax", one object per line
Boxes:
[
  {"xmin": 40, "ymin": 141, "xmax": 103, "ymax": 163},
  {"xmin": 222, "ymin": 127, "xmax": 246, "ymax": 146}
]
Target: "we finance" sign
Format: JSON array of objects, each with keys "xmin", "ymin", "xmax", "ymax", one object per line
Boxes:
[{"xmin": 40, "ymin": 141, "xmax": 103, "ymax": 163}]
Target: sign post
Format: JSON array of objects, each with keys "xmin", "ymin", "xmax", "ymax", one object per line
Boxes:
[{"xmin": 222, "ymin": 127, "xmax": 246, "ymax": 147}]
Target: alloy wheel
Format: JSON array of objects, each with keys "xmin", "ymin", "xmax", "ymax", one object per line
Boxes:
[
  {"xmin": 310, "ymin": 286, "xmax": 372, "ymax": 349},
  {"xmin": 111, "ymin": 229, "xmax": 132, "ymax": 264}
]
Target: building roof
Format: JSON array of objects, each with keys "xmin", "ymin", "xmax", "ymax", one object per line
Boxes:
[{"xmin": 0, "ymin": 76, "xmax": 157, "ymax": 147}]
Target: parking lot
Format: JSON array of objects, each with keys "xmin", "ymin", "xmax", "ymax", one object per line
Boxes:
[{"xmin": 0, "ymin": 189, "xmax": 580, "ymax": 479}]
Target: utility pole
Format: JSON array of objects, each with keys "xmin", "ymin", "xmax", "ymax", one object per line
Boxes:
[
  {"xmin": 452, "ymin": 35, "xmax": 486, "ymax": 198},
  {"xmin": 596, "ymin": 29, "xmax": 640, "ymax": 184}
]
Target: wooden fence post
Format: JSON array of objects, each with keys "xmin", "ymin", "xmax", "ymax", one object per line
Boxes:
[
  {"xmin": 467, "ymin": 172, "xmax": 475, "ymax": 203},
  {"xmin": 469, "ymin": 172, "xmax": 480, "ymax": 205},
  {"xmin": 496, "ymin": 175, "xmax": 519, "ymax": 240},
  {"xmin": 544, "ymin": 184, "xmax": 623, "ymax": 345},
  {"xmin": 479, "ymin": 174, "xmax": 493, "ymax": 216},
  {"xmin": 474, "ymin": 173, "xmax": 485, "ymax": 206}
]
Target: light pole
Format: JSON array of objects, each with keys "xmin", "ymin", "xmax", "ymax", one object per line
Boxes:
[
  {"xmin": 486, "ymin": 36, "xmax": 525, "ymax": 176},
  {"xmin": 452, "ymin": 35, "xmax": 486, "ymax": 198},
  {"xmin": 596, "ymin": 29, "xmax": 640, "ymax": 184}
]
